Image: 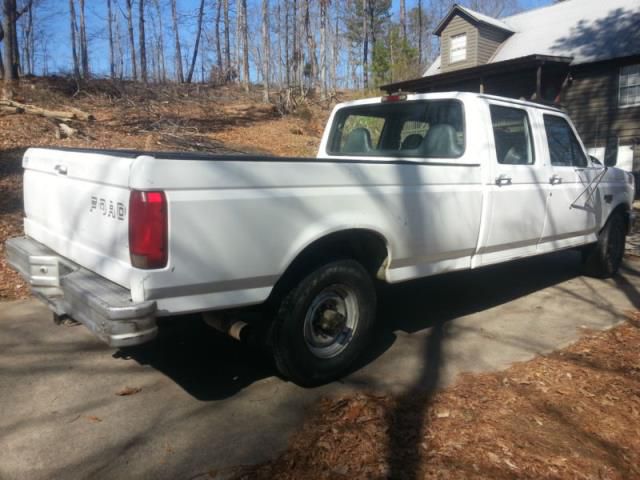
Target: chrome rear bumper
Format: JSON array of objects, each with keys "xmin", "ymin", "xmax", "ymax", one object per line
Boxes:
[{"xmin": 5, "ymin": 236, "xmax": 157, "ymax": 347}]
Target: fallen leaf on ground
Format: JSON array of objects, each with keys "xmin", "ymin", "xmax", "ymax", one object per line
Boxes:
[{"xmin": 116, "ymin": 386, "xmax": 142, "ymax": 396}]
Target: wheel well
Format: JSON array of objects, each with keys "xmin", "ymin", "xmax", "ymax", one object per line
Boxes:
[
  {"xmin": 267, "ymin": 229, "xmax": 389, "ymax": 306},
  {"xmin": 609, "ymin": 203, "xmax": 632, "ymax": 234}
]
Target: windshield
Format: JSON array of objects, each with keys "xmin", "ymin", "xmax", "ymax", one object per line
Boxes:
[{"xmin": 328, "ymin": 99, "xmax": 465, "ymax": 159}]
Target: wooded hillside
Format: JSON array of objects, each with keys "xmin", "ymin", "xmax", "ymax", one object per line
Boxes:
[{"xmin": 0, "ymin": 0, "xmax": 522, "ymax": 96}]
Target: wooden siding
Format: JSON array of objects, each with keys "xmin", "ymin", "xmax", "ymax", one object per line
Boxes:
[
  {"xmin": 477, "ymin": 25, "xmax": 510, "ymax": 65},
  {"xmin": 561, "ymin": 58, "xmax": 640, "ymax": 150},
  {"xmin": 440, "ymin": 14, "xmax": 478, "ymax": 73}
]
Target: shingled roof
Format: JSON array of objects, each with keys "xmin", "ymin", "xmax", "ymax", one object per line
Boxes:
[{"xmin": 425, "ymin": 0, "xmax": 640, "ymax": 77}]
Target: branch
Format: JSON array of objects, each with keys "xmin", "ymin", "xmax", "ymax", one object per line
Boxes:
[{"xmin": 16, "ymin": 0, "xmax": 34, "ymax": 19}]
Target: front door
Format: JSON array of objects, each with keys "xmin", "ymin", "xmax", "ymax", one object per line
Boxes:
[
  {"xmin": 476, "ymin": 102, "xmax": 549, "ymax": 266},
  {"xmin": 539, "ymin": 113, "xmax": 599, "ymax": 250}
]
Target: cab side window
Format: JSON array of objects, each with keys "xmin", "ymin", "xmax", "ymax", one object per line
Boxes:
[
  {"xmin": 543, "ymin": 115, "xmax": 587, "ymax": 167},
  {"xmin": 490, "ymin": 105, "xmax": 534, "ymax": 165}
]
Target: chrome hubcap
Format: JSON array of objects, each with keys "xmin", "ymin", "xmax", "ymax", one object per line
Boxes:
[{"xmin": 303, "ymin": 285, "xmax": 359, "ymax": 359}]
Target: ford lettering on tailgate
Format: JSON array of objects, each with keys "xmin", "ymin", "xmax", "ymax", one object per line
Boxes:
[{"xmin": 90, "ymin": 196, "xmax": 126, "ymax": 220}]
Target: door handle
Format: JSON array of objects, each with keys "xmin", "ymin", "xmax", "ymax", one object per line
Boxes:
[
  {"xmin": 495, "ymin": 174, "xmax": 512, "ymax": 186},
  {"xmin": 550, "ymin": 174, "xmax": 562, "ymax": 185},
  {"xmin": 54, "ymin": 164, "xmax": 67, "ymax": 175}
]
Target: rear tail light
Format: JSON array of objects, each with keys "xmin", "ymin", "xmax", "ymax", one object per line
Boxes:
[{"xmin": 129, "ymin": 190, "xmax": 168, "ymax": 269}]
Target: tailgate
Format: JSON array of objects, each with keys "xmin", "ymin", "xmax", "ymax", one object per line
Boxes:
[{"xmin": 22, "ymin": 148, "xmax": 136, "ymax": 288}]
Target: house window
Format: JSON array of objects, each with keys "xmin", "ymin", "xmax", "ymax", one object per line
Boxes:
[
  {"xmin": 450, "ymin": 34, "xmax": 467, "ymax": 63},
  {"xmin": 620, "ymin": 64, "xmax": 640, "ymax": 107}
]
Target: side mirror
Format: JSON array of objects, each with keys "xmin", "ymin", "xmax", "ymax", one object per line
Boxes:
[{"xmin": 589, "ymin": 155, "xmax": 603, "ymax": 166}]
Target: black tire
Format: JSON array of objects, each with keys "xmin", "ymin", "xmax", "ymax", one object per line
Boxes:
[
  {"xmin": 582, "ymin": 212, "xmax": 626, "ymax": 278},
  {"xmin": 271, "ymin": 259, "xmax": 376, "ymax": 387}
]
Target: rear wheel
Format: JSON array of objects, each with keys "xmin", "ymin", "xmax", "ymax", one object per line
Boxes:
[
  {"xmin": 270, "ymin": 259, "xmax": 376, "ymax": 387},
  {"xmin": 582, "ymin": 212, "xmax": 626, "ymax": 278}
]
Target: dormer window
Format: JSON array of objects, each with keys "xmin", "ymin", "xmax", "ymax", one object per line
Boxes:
[{"xmin": 450, "ymin": 34, "xmax": 467, "ymax": 63}]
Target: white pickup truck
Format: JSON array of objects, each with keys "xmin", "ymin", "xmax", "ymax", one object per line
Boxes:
[{"xmin": 6, "ymin": 92, "xmax": 634, "ymax": 386}]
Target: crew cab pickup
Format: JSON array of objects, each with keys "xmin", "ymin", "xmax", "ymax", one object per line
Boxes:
[{"xmin": 6, "ymin": 92, "xmax": 634, "ymax": 386}]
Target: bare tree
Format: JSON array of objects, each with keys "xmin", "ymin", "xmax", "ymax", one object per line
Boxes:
[
  {"xmin": 139, "ymin": 0, "xmax": 147, "ymax": 82},
  {"xmin": 125, "ymin": 0, "xmax": 137, "ymax": 79},
  {"xmin": 68, "ymin": 0, "xmax": 80, "ymax": 79},
  {"xmin": 292, "ymin": 0, "xmax": 299, "ymax": 89},
  {"xmin": 79, "ymin": 0, "xmax": 89, "ymax": 77},
  {"xmin": 152, "ymin": 0, "xmax": 166, "ymax": 82},
  {"xmin": 238, "ymin": 0, "xmax": 249, "ymax": 91},
  {"xmin": 170, "ymin": 0, "xmax": 183, "ymax": 82},
  {"xmin": 186, "ymin": 0, "xmax": 204, "ymax": 83},
  {"xmin": 261, "ymin": 0, "xmax": 269, "ymax": 101},
  {"xmin": 22, "ymin": 2, "xmax": 34, "ymax": 75},
  {"xmin": 362, "ymin": 0, "xmax": 368, "ymax": 88},
  {"xmin": 417, "ymin": 0, "xmax": 422, "ymax": 65},
  {"xmin": 115, "ymin": 11, "xmax": 125, "ymax": 78},
  {"xmin": 223, "ymin": 0, "xmax": 230, "ymax": 77},
  {"xmin": 319, "ymin": 0, "xmax": 328, "ymax": 99},
  {"xmin": 2, "ymin": 0, "xmax": 33, "ymax": 82},
  {"xmin": 107, "ymin": 0, "xmax": 116, "ymax": 78},
  {"xmin": 400, "ymin": 0, "xmax": 406, "ymax": 40},
  {"xmin": 331, "ymin": 1, "xmax": 339, "ymax": 91},
  {"xmin": 215, "ymin": 0, "xmax": 223, "ymax": 73},
  {"xmin": 303, "ymin": 0, "xmax": 316, "ymax": 91}
]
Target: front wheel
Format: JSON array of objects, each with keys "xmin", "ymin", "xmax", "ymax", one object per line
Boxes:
[
  {"xmin": 270, "ymin": 259, "xmax": 376, "ymax": 387},
  {"xmin": 582, "ymin": 212, "xmax": 626, "ymax": 278}
]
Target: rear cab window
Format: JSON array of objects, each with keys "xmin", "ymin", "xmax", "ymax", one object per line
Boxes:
[
  {"xmin": 489, "ymin": 105, "xmax": 535, "ymax": 165},
  {"xmin": 328, "ymin": 100, "xmax": 465, "ymax": 158}
]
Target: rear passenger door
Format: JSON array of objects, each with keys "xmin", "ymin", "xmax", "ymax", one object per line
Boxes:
[
  {"xmin": 477, "ymin": 102, "xmax": 549, "ymax": 265},
  {"xmin": 539, "ymin": 114, "xmax": 599, "ymax": 247}
]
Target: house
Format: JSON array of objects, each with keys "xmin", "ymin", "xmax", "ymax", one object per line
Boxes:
[{"xmin": 382, "ymin": 0, "xmax": 640, "ymax": 171}]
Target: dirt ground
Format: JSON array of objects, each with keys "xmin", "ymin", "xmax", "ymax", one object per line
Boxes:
[
  {"xmin": 0, "ymin": 77, "xmax": 332, "ymax": 301},
  {"xmin": 229, "ymin": 316, "xmax": 640, "ymax": 480}
]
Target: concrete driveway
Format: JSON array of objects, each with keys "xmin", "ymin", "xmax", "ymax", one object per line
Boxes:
[{"xmin": 1, "ymin": 251, "xmax": 639, "ymax": 480}]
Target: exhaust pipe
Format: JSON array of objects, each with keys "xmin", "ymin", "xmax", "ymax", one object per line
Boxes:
[{"xmin": 203, "ymin": 313, "xmax": 250, "ymax": 342}]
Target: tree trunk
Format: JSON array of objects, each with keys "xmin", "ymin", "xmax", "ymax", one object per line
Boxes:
[
  {"xmin": 2, "ymin": 0, "xmax": 20, "ymax": 82},
  {"xmin": 126, "ymin": 0, "xmax": 137, "ymax": 79},
  {"xmin": 362, "ymin": 0, "xmax": 368, "ymax": 89},
  {"xmin": 303, "ymin": 0, "xmax": 316, "ymax": 90},
  {"xmin": 23, "ymin": 3, "xmax": 33, "ymax": 75},
  {"xmin": 331, "ymin": 2, "xmax": 338, "ymax": 91},
  {"xmin": 186, "ymin": 0, "xmax": 204, "ymax": 83},
  {"xmin": 319, "ymin": 0, "xmax": 326, "ymax": 99},
  {"xmin": 68, "ymin": 0, "xmax": 80, "ymax": 80},
  {"xmin": 107, "ymin": 0, "xmax": 115, "ymax": 79},
  {"xmin": 139, "ymin": 0, "xmax": 147, "ymax": 82},
  {"xmin": 215, "ymin": 0, "xmax": 222, "ymax": 73},
  {"xmin": 276, "ymin": 1, "xmax": 282, "ymax": 85},
  {"xmin": 235, "ymin": 0, "xmax": 241, "ymax": 83},
  {"xmin": 240, "ymin": 0, "xmax": 249, "ymax": 91},
  {"xmin": 115, "ymin": 13, "xmax": 125, "ymax": 78},
  {"xmin": 153, "ymin": 0, "xmax": 166, "ymax": 82},
  {"xmin": 400, "ymin": 0, "xmax": 406, "ymax": 41},
  {"xmin": 418, "ymin": 0, "xmax": 423, "ymax": 65},
  {"xmin": 223, "ymin": 0, "xmax": 231, "ymax": 78},
  {"xmin": 170, "ymin": 0, "xmax": 183, "ymax": 82},
  {"xmin": 79, "ymin": 0, "xmax": 89, "ymax": 78},
  {"xmin": 283, "ymin": 0, "xmax": 289, "ymax": 86},
  {"xmin": 261, "ymin": 0, "xmax": 269, "ymax": 101}
]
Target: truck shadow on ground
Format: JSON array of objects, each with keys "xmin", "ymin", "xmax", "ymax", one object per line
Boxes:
[{"xmin": 117, "ymin": 248, "xmax": 638, "ymax": 403}]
